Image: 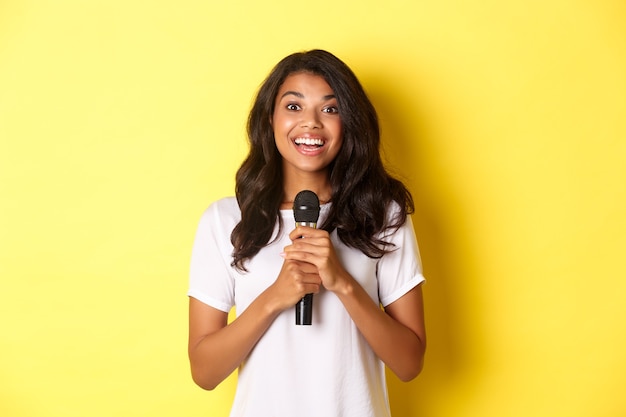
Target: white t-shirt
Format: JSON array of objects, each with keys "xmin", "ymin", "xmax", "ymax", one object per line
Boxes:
[{"xmin": 188, "ymin": 197, "xmax": 425, "ymax": 417}]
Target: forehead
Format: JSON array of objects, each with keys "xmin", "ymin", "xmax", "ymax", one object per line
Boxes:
[{"xmin": 276, "ymin": 72, "xmax": 334, "ymax": 97}]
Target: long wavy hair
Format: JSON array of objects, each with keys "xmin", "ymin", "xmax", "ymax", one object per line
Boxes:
[{"xmin": 231, "ymin": 49, "xmax": 414, "ymax": 271}]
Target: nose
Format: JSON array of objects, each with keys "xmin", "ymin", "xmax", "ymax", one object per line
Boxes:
[{"xmin": 300, "ymin": 108, "xmax": 321, "ymax": 129}]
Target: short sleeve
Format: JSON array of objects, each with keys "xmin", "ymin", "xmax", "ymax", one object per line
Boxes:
[
  {"xmin": 187, "ymin": 199, "xmax": 239, "ymax": 312},
  {"xmin": 377, "ymin": 213, "xmax": 425, "ymax": 307}
]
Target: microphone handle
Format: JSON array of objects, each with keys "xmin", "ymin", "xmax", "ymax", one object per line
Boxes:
[
  {"xmin": 296, "ymin": 294, "xmax": 313, "ymax": 325},
  {"xmin": 295, "ymin": 221, "xmax": 316, "ymax": 325}
]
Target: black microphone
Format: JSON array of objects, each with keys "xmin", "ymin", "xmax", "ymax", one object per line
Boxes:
[{"xmin": 292, "ymin": 190, "xmax": 320, "ymax": 325}]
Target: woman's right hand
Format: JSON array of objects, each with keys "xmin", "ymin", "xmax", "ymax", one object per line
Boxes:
[
  {"xmin": 267, "ymin": 257, "xmax": 322, "ymax": 312},
  {"xmin": 188, "ymin": 245, "xmax": 323, "ymax": 391}
]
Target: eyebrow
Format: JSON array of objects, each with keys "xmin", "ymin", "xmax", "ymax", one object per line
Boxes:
[{"xmin": 279, "ymin": 91, "xmax": 336, "ymax": 101}]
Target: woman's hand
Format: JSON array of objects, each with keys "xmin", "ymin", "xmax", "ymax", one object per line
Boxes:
[
  {"xmin": 189, "ymin": 230, "xmax": 327, "ymax": 391},
  {"xmin": 282, "ymin": 225, "xmax": 426, "ymax": 381},
  {"xmin": 268, "ymin": 254, "xmax": 322, "ymax": 312},
  {"xmin": 282, "ymin": 226, "xmax": 350, "ymax": 294}
]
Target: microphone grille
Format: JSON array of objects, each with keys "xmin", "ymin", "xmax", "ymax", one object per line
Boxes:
[{"xmin": 293, "ymin": 190, "xmax": 320, "ymax": 223}]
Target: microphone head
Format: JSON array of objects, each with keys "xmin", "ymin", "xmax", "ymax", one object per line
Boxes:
[{"xmin": 293, "ymin": 190, "xmax": 320, "ymax": 223}]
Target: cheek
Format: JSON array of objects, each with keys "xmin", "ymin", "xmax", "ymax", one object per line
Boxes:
[
  {"xmin": 272, "ymin": 114, "xmax": 292, "ymax": 135},
  {"xmin": 332, "ymin": 118, "xmax": 343, "ymax": 135},
  {"xmin": 334, "ymin": 131, "xmax": 344, "ymax": 156},
  {"xmin": 333, "ymin": 122, "xmax": 343, "ymax": 144}
]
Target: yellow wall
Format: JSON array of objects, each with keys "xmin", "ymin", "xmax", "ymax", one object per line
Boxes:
[{"xmin": 1, "ymin": 1, "xmax": 625, "ymax": 416}]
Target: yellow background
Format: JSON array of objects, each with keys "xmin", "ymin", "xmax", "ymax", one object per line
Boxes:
[{"xmin": 1, "ymin": 1, "xmax": 625, "ymax": 416}]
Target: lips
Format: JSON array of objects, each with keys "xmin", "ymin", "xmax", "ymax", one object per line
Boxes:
[
  {"xmin": 294, "ymin": 137, "xmax": 325, "ymax": 147},
  {"xmin": 290, "ymin": 136, "xmax": 326, "ymax": 156}
]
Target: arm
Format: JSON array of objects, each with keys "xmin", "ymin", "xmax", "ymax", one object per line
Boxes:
[
  {"xmin": 333, "ymin": 278, "xmax": 426, "ymax": 381},
  {"xmin": 188, "ymin": 258, "xmax": 322, "ymax": 390},
  {"xmin": 283, "ymin": 226, "xmax": 426, "ymax": 381}
]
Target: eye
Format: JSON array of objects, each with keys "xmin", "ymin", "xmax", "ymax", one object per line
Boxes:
[
  {"xmin": 286, "ymin": 103, "xmax": 301, "ymax": 111},
  {"xmin": 322, "ymin": 105, "xmax": 339, "ymax": 114}
]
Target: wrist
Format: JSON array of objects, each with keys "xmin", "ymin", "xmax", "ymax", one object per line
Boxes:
[
  {"xmin": 330, "ymin": 272, "xmax": 355, "ymax": 298},
  {"xmin": 256, "ymin": 288, "xmax": 285, "ymax": 319}
]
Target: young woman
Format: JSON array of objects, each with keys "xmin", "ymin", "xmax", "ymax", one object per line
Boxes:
[{"xmin": 188, "ymin": 49, "xmax": 426, "ymax": 417}]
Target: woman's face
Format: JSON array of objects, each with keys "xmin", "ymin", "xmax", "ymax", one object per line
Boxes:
[{"xmin": 272, "ymin": 72, "xmax": 343, "ymax": 180}]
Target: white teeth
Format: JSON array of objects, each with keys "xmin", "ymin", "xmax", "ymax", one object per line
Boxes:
[{"xmin": 294, "ymin": 137, "xmax": 324, "ymax": 146}]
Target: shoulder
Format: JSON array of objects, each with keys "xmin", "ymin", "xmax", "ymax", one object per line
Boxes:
[
  {"xmin": 378, "ymin": 200, "xmax": 413, "ymax": 240},
  {"xmin": 198, "ymin": 196, "xmax": 241, "ymax": 231},
  {"xmin": 206, "ymin": 196, "xmax": 240, "ymax": 216},
  {"xmin": 384, "ymin": 199, "xmax": 406, "ymax": 224},
  {"xmin": 386, "ymin": 200, "xmax": 403, "ymax": 215}
]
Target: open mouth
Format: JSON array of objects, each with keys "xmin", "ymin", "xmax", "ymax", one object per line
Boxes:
[{"xmin": 294, "ymin": 137, "xmax": 325, "ymax": 148}]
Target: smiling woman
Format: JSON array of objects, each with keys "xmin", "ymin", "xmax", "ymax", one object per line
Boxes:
[
  {"xmin": 2, "ymin": 2, "xmax": 624, "ymax": 417},
  {"xmin": 272, "ymin": 72, "xmax": 343, "ymax": 193},
  {"xmin": 187, "ymin": 49, "xmax": 426, "ymax": 417}
]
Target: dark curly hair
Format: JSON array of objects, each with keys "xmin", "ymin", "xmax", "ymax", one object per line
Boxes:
[{"xmin": 231, "ymin": 49, "xmax": 413, "ymax": 271}]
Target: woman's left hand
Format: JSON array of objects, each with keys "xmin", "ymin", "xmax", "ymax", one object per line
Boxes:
[
  {"xmin": 282, "ymin": 226, "xmax": 350, "ymax": 293},
  {"xmin": 283, "ymin": 226, "xmax": 426, "ymax": 381}
]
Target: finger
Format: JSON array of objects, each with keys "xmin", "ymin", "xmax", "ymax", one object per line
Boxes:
[
  {"xmin": 284, "ymin": 241, "xmax": 332, "ymax": 263},
  {"xmin": 281, "ymin": 259, "xmax": 321, "ymax": 281},
  {"xmin": 288, "ymin": 271, "xmax": 322, "ymax": 295},
  {"xmin": 281, "ymin": 248, "xmax": 317, "ymax": 264},
  {"xmin": 286, "ymin": 235, "xmax": 331, "ymax": 253},
  {"xmin": 289, "ymin": 226, "xmax": 325, "ymax": 241}
]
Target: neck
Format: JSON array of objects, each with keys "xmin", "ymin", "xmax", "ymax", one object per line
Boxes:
[{"xmin": 281, "ymin": 173, "xmax": 332, "ymax": 209}]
